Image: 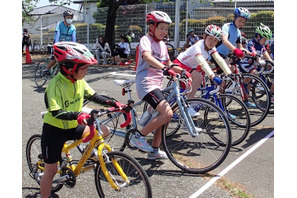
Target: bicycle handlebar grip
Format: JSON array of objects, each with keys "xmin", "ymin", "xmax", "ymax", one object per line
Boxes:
[
  {"xmin": 83, "ymin": 124, "xmax": 95, "ymax": 143},
  {"xmin": 82, "ymin": 109, "xmax": 98, "ymax": 143}
]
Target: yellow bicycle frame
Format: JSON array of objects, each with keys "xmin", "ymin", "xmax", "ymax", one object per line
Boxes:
[{"xmin": 58, "ymin": 128, "xmax": 129, "ymax": 191}]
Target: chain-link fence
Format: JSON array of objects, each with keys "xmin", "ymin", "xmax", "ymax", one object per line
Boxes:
[{"xmin": 27, "ymin": 0, "xmax": 274, "ymax": 54}]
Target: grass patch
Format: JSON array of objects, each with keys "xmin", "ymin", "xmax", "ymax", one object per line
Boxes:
[{"xmin": 217, "ymin": 177, "xmax": 254, "ymax": 198}]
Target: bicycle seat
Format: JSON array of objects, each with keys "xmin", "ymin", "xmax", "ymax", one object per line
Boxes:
[{"xmin": 113, "ymin": 79, "xmax": 135, "ymax": 87}]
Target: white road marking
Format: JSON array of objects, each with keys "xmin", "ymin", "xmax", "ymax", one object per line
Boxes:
[
  {"xmin": 109, "ymin": 71, "xmax": 136, "ymax": 77},
  {"xmin": 189, "ymin": 130, "xmax": 274, "ymax": 198}
]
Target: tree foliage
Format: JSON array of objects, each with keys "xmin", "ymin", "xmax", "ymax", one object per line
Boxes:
[{"xmin": 22, "ymin": 0, "xmax": 39, "ymax": 23}]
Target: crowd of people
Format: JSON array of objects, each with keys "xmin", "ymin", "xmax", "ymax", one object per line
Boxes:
[{"xmin": 23, "ymin": 7, "xmax": 274, "ymax": 197}]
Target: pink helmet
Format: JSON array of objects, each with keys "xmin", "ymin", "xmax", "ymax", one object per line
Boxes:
[
  {"xmin": 53, "ymin": 41, "xmax": 97, "ymax": 65},
  {"xmin": 146, "ymin": 11, "xmax": 172, "ymax": 25}
]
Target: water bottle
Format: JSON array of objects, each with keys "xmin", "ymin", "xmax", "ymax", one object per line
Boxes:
[
  {"xmin": 138, "ymin": 106, "xmax": 159, "ymax": 127},
  {"xmin": 138, "ymin": 109, "xmax": 152, "ymax": 127}
]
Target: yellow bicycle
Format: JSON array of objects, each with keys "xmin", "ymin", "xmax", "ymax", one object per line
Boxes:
[{"xmin": 26, "ymin": 107, "xmax": 152, "ymax": 197}]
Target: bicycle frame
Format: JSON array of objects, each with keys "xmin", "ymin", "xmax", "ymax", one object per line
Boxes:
[
  {"xmin": 63, "ymin": 118, "xmax": 129, "ymax": 191},
  {"xmin": 34, "ymin": 118, "xmax": 129, "ymax": 191},
  {"xmin": 199, "ymin": 84, "xmax": 226, "ymax": 111},
  {"xmin": 163, "ymin": 76, "xmax": 199, "ymax": 137}
]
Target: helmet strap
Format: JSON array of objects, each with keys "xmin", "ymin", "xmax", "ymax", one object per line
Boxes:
[
  {"xmin": 61, "ymin": 64, "xmax": 78, "ymax": 83},
  {"xmin": 148, "ymin": 23, "xmax": 161, "ymax": 42}
]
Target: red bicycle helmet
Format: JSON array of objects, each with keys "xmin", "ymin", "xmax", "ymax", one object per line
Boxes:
[
  {"xmin": 53, "ymin": 42, "xmax": 97, "ymax": 82},
  {"xmin": 53, "ymin": 41, "xmax": 97, "ymax": 65}
]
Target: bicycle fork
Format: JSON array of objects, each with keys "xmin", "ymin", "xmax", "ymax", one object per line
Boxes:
[
  {"xmin": 172, "ymin": 85, "xmax": 200, "ymax": 137},
  {"xmin": 98, "ymin": 143, "xmax": 130, "ymax": 191}
]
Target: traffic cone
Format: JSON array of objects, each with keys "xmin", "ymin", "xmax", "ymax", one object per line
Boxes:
[{"xmin": 25, "ymin": 46, "xmax": 32, "ymax": 64}]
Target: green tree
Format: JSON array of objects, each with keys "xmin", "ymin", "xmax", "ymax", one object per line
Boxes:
[
  {"xmin": 22, "ymin": 0, "xmax": 39, "ymax": 23},
  {"xmin": 22, "ymin": 0, "xmax": 72, "ymax": 23}
]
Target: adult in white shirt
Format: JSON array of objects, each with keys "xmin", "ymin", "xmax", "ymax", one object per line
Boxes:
[{"xmin": 95, "ymin": 35, "xmax": 111, "ymax": 65}]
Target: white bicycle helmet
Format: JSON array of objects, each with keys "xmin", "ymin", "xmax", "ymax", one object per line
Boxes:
[
  {"xmin": 205, "ymin": 24, "xmax": 222, "ymax": 41},
  {"xmin": 146, "ymin": 11, "xmax": 172, "ymax": 25}
]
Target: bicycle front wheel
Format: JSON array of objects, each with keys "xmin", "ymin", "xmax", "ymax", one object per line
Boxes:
[
  {"xmin": 34, "ymin": 58, "xmax": 50, "ymax": 88},
  {"xmin": 26, "ymin": 134, "xmax": 63, "ymax": 192},
  {"xmin": 219, "ymin": 94, "xmax": 251, "ymax": 146},
  {"xmin": 94, "ymin": 151, "xmax": 152, "ymax": 198},
  {"xmin": 162, "ymin": 98, "xmax": 231, "ymax": 174}
]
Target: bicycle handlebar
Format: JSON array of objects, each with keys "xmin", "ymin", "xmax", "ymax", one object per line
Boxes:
[{"xmin": 82, "ymin": 105, "xmax": 132, "ymax": 143}]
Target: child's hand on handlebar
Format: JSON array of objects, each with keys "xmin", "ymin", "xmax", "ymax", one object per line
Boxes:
[
  {"xmin": 77, "ymin": 112, "xmax": 91, "ymax": 125},
  {"xmin": 163, "ymin": 67, "xmax": 176, "ymax": 77}
]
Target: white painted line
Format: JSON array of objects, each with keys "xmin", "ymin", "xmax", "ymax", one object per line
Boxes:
[
  {"xmin": 189, "ymin": 130, "xmax": 274, "ymax": 198},
  {"xmin": 109, "ymin": 71, "xmax": 136, "ymax": 77}
]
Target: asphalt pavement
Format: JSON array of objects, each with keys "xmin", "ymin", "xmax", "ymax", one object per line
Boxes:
[{"xmin": 22, "ymin": 63, "xmax": 274, "ymax": 198}]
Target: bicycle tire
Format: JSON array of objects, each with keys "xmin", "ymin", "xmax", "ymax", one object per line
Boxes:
[
  {"xmin": 162, "ymin": 98, "xmax": 231, "ymax": 174},
  {"xmin": 101, "ymin": 111, "xmax": 127, "ymax": 151},
  {"xmin": 242, "ymin": 73, "xmax": 271, "ymax": 127},
  {"xmin": 26, "ymin": 134, "xmax": 63, "ymax": 192},
  {"xmin": 215, "ymin": 94, "xmax": 251, "ymax": 146},
  {"xmin": 225, "ymin": 73, "xmax": 271, "ymax": 127},
  {"xmin": 34, "ymin": 58, "xmax": 50, "ymax": 88},
  {"xmin": 94, "ymin": 151, "xmax": 152, "ymax": 198}
]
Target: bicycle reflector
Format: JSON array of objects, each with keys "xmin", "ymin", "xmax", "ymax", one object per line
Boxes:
[{"xmin": 122, "ymin": 88, "xmax": 126, "ymax": 96}]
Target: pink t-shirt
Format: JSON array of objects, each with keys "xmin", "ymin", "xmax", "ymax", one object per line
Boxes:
[
  {"xmin": 177, "ymin": 40, "xmax": 216, "ymax": 68},
  {"xmin": 135, "ymin": 35, "xmax": 169, "ymax": 99}
]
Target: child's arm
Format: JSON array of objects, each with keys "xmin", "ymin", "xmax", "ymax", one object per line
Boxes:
[
  {"xmin": 87, "ymin": 93, "xmax": 121, "ymax": 108},
  {"xmin": 195, "ymin": 55, "xmax": 215, "ymax": 78},
  {"xmin": 211, "ymin": 52, "xmax": 232, "ymax": 76},
  {"xmin": 142, "ymin": 51, "xmax": 167, "ymax": 70},
  {"xmin": 262, "ymin": 49, "xmax": 273, "ymax": 61},
  {"xmin": 222, "ymin": 34, "xmax": 237, "ymax": 52}
]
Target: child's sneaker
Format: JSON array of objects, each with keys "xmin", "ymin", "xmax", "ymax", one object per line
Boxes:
[
  {"xmin": 187, "ymin": 106, "xmax": 200, "ymax": 117},
  {"xmin": 244, "ymin": 101, "xmax": 256, "ymax": 108},
  {"xmin": 147, "ymin": 148, "xmax": 168, "ymax": 160},
  {"xmin": 130, "ymin": 132, "xmax": 154, "ymax": 153}
]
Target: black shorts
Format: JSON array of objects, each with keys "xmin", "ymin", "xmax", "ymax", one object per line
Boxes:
[
  {"xmin": 41, "ymin": 123, "xmax": 85, "ymax": 164},
  {"xmin": 142, "ymin": 88, "xmax": 165, "ymax": 109}
]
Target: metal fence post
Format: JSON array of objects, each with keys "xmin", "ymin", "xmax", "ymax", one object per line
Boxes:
[
  {"xmin": 174, "ymin": 0, "xmax": 180, "ymax": 52},
  {"xmin": 145, "ymin": 4, "xmax": 148, "ymax": 35},
  {"xmin": 87, "ymin": 23, "xmax": 90, "ymax": 47},
  {"xmin": 40, "ymin": 15, "xmax": 43, "ymax": 48},
  {"xmin": 185, "ymin": 0, "xmax": 189, "ymax": 41}
]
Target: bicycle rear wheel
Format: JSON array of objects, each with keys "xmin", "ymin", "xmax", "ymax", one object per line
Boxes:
[
  {"xmin": 26, "ymin": 134, "xmax": 63, "ymax": 192},
  {"xmin": 162, "ymin": 98, "xmax": 231, "ymax": 174},
  {"xmin": 243, "ymin": 73, "xmax": 271, "ymax": 126},
  {"xmin": 94, "ymin": 151, "xmax": 152, "ymax": 198},
  {"xmin": 226, "ymin": 73, "xmax": 271, "ymax": 127},
  {"xmin": 34, "ymin": 58, "xmax": 50, "ymax": 88}
]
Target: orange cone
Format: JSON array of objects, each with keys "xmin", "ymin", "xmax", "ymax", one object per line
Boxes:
[{"xmin": 25, "ymin": 46, "xmax": 32, "ymax": 64}]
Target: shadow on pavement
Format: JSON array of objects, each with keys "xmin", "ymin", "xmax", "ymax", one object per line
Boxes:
[{"xmin": 241, "ymin": 127, "xmax": 274, "ymax": 149}]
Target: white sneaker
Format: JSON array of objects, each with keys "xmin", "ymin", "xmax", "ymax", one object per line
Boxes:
[
  {"xmin": 181, "ymin": 121, "xmax": 202, "ymax": 133},
  {"xmin": 130, "ymin": 133, "xmax": 154, "ymax": 153},
  {"xmin": 187, "ymin": 106, "xmax": 200, "ymax": 117},
  {"xmin": 147, "ymin": 149, "xmax": 168, "ymax": 160}
]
